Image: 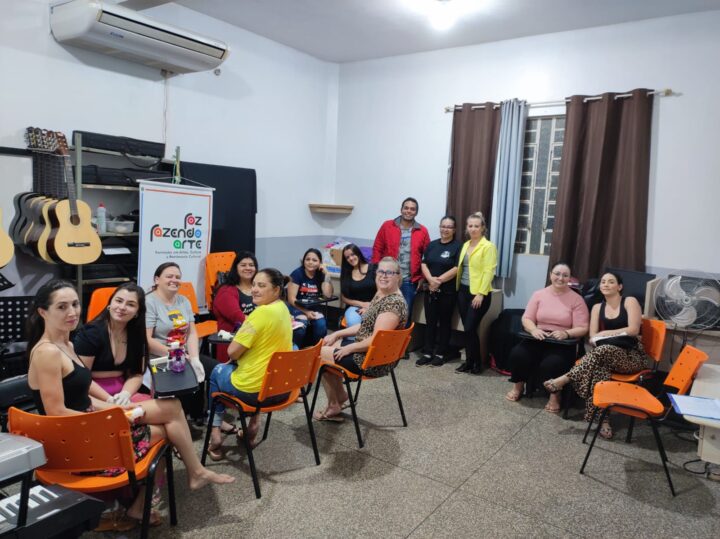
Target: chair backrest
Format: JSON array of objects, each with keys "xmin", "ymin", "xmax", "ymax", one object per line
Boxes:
[
  {"xmin": 641, "ymin": 318, "xmax": 667, "ymax": 363},
  {"xmin": 86, "ymin": 287, "xmax": 117, "ymax": 322},
  {"xmin": 9, "ymin": 407, "xmax": 138, "ymax": 474},
  {"xmin": 258, "ymin": 341, "xmax": 322, "ymax": 401},
  {"xmin": 663, "ymin": 344, "xmax": 709, "ymax": 395},
  {"xmin": 205, "ymin": 251, "xmax": 236, "ymax": 309},
  {"xmin": 361, "ymin": 324, "xmax": 414, "ymax": 370},
  {"xmin": 178, "ymin": 282, "xmax": 200, "ymax": 315}
]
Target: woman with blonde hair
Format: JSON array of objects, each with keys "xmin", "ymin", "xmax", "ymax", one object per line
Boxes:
[{"xmin": 455, "ymin": 212, "xmax": 498, "ymax": 375}]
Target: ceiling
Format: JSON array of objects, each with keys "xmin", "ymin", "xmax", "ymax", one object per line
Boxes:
[{"xmin": 122, "ymin": 0, "xmax": 720, "ymax": 63}]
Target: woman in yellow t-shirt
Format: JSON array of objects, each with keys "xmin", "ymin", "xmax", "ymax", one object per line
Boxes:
[{"xmin": 206, "ymin": 268, "xmax": 293, "ymax": 460}]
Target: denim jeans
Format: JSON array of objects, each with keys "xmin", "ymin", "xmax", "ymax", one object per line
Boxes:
[{"xmin": 400, "ymin": 280, "xmax": 417, "ymax": 328}]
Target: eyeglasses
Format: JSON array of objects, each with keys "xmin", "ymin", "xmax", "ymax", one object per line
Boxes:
[
  {"xmin": 551, "ymin": 271, "xmax": 570, "ymax": 278},
  {"xmin": 377, "ymin": 270, "xmax": 400, "ymax": 277}
]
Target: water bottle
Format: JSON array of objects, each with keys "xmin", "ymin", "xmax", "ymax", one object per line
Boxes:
[
  {"xmin": 96, "ymin": 202, "xmax": 107, "ymax": 234},
  {"xmin": 168, "ymin": 341, "xmax": 186, "ymax": 373}
]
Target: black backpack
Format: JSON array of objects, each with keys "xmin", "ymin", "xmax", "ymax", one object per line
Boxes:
[{"xmin": 488, "ymin": 309, "xmax": 525, "ymax": 375}]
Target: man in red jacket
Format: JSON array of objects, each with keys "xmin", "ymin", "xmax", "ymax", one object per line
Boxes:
[{"xmin": 372, "ymin": 197, "xmax": 430, "ymax": 328}]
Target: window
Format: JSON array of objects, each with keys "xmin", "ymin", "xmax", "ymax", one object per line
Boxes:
[{"xmin": 514, "ymin": 116, "xmax": 565, "ymax": 255}]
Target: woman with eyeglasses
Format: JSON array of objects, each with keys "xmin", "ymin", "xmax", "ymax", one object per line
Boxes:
[
  {"xmin": 212, "ymin": 251, "xmax": 258, "ymax": 363},
  {"xmin": 505, "ymin": 262, "xmax": 589, "ymax": 413},
  {"xmin": 416, "ymin": 216, "xmax": 461, "ymax": 367},
  {"xmin": 313, "ymin": 257, "xmax": 408, "ymax": 421},
  {"xmin": 455, "ymin": 212, "xmax": 498, "ymax": 375}
]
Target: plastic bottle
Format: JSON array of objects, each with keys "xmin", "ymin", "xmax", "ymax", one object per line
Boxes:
[
  {"xmin": 96, "ymin": 202, "xmax": 107, "ymax": 234},
  {"xmin": 168, "ymin": 340, "xmax": 186, "ymax": 373}
]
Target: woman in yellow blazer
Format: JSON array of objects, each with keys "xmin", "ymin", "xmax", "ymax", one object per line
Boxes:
[{"xmin": 455, "ymin": 212, "xmax": 497, "ymax": 374}]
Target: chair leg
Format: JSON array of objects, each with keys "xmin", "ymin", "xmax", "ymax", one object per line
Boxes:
[
  {"xmin": 141, "ymin": 452, "xmax": 163, "ymax": 539},
  {"xmin": 561, "ymin": 385, "xmax": 571, "ymax": 420},
  {"xmin": 165, "ymin": 448, "xmax": 177, "ymax": 526},
  {"xmin": 344, "ymin": 377, "xmax": 364, "ymax": 448},
  {"xmin": 650, "ymin": 420, "xmax": 676, "ymax": 496},
  {"xmin": 238, "ymin": 413, "xmax": 261, "ymax": 498},
  {"xmin": 201, "ymin": 397, "xmax": 218, "ymax": 466},
  {"xmin": 354, "ymin": 378, "xmax": 362, "ymax": 402},
  {"xmin": 582, "ymin": 408, "xmax": 599, "ymax": 444},
  {"xmin": 626, "ymin": 417, "xmax": 636, "ymax": 444},
  {"xmin": 390, "ymin": 370, "xmax": 408, "ymax": 427},
  {"xmin": 580, "ymin": 408, "xmax": 609, "ymax": 474},
  {"xmin": 310, "ymin": 365, "xmax": 325, "ymax": 415},
  {"xmin": 301, "ymin": 391, "xmax": 321, "ymax": 465},
  {"xmin": 262, "ymin": 412, "xmax": 272, "ymax": 441}
]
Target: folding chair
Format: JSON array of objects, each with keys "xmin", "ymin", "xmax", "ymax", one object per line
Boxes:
[
  {"xmin": 201, "ymin": 341, "xmax": 322, "ymax": 498},
  {"xmin": 86, "ymin": 286, "xmax": 117, "ymax": 322},
  {"xmin": 9, "ymin": 407, "xmax": 176, "ymax": 538},
  {"xmin": 311, "ymin": 324, "xmax": 413, "ymax": 448},
  {"xmin": 580, "ymin": 344, "xmax": 709, "ymax": 496},
  {"xmin": 610, "ymin": 318, "xmax": 667, "ymax": 383},
  {"xmin": 178, "ymin": 281, "xmax": 217, "ymax": 338}
]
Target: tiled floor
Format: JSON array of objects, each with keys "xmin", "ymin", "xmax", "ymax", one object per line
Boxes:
[{"xmin": 92, "ymin": 355, "xmax": 720, "ymax": 538}]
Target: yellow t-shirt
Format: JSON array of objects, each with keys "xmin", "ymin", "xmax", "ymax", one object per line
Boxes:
[{"xmin": 230, "ymin": 300, "xmax": 293, "ymax": 393}]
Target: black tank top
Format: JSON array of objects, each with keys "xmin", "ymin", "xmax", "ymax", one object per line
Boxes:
[
  {"xmin": 600, "ymin": 298, "xmax": 629, "ymax": 331},
  {"xmin": 31, "ymin": 345, "xmax": 93, "ymax": 414}
]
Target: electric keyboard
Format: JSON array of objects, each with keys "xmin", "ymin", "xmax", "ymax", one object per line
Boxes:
[{"xmin": 0, "ymin": 433, "xmax": 104, "ymax": 538}]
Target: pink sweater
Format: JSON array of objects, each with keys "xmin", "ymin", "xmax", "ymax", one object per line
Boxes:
[{"xmin": 523, "ymin": 287, "xmax": 589, "ymax": 332}]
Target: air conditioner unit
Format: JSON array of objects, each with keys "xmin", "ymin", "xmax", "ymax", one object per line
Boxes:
[{"xmin": 50, "ymin": 0, "xmax": 229, "ymax": 74}]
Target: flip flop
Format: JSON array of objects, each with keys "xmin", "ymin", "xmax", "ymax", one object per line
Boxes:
[
  {"xmin": 207, "ymin": 445, "xmax": 225, "ymax": 461},
  {"xmin": 599, "ymin": 422, "xmax": 613, "ymax": 440},
  {"xmin": 127, "ymin": 510, "xmax": 163, "ymax": 528},
  {"xmin": 220, "ymin": 424, "xmax": 239, "ymax": 436},
  {"xmin": 341, "ymin": 400, "xmax": 352, "ymax": 410},
  {"xmin": 313, "ymin": 409, "xmax": 345, "ymax": 422},
  {"xmin": 505, "ymin": 390, "xmax": 522, "ymax": 402}
]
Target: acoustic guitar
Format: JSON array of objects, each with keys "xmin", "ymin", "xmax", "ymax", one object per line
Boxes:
[{"xmin": 46, "ymin": 133, "xmax": 102, "ymax": 265}]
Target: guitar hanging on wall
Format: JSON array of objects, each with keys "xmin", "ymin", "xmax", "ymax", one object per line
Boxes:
[
  {"xmin": 46, "ymin": 132, "xmax": 102, "ymax": 265},
  {"xmin": 0, "ymin": 207, "xmax": 14, "ymax": 268}
]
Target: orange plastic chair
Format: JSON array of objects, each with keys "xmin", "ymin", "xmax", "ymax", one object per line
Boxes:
[
  {"xmin": 580, "ymin": 344, "xmax": 709, "ymax": 496},
  {"xmin": 9, "ymin": 407, "xmax": 176, "ymax": 538},
  {"xmin": 204, "ymin": 251, "xmax": 236, "ymax": 309},
  {"xmin": 311, "ymin": 324, "xmax": 414, "ymax": 448},
  {"xmin": 201, "ymin": 341, "xmax": 323, "ymax": 498},
  {"xmin": 85, "ymin": 286, "xmax": 117, "ymax": 322},
  {"xmin": 610, "ymin": 318, "xmax": 667, "ymax": 383},
  {"xmin": 178, "ymin": 281, "xmax": 217, "ymax": 338}
]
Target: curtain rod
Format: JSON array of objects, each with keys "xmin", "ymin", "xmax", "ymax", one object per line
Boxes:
[{"xmin": 444, "ymin": 88, "xmax": 673, "ymax": 113}]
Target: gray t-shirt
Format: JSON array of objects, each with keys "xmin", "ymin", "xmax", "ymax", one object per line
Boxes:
[
  {"xmin": 145, "ymin": 292, "xmax": 194, "ymax": 358},
  {"xmin": 398, "ymin": 227, "xmax": 412, "ymax": 281},
  {"xmin": 460, "ymin": 252, "xmax": 471, "ymax": 286}
]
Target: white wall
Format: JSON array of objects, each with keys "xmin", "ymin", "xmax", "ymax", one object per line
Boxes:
[
  {"xmin": 335, "ymin": 11, "xmax": 720, "ymax": 281},
  {"xmin": 0, "ymin": 0, "xmax": 339, "ymax": 289}
]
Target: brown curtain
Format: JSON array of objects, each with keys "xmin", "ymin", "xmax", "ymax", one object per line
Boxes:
[
  {"xmin": 446, "ymin": 103, "xmax": 501, "ymax": 227},
  {"xmin": 549, "ymin": 89, "xmax": 654, "ymax": 282}
]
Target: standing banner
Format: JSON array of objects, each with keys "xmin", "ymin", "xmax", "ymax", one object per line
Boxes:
[{"xmin": 137, "ymin": 180, "xmax": 213, "ymax": 311}]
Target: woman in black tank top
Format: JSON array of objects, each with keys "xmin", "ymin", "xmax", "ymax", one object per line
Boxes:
[
  {"xmin": 541, "ymin": 272, "xmax": 649, "ymax": 439},
  {"xmin": 26, "ymin": 280, "xmax": 235, "ymax": 527}
]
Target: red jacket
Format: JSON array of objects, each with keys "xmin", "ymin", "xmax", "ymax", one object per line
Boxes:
[
  {"xmin": 212, "ymin": 285, "xmax": 247, "ymax": 363},
  {"xmin": 372, "ymin": 217, "xmax": 430, "ymax": 283}
]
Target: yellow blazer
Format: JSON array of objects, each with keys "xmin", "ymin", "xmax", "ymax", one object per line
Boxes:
[{"xmin": 456, "ymin": 237, "xmax": 497, "ymax": 295}]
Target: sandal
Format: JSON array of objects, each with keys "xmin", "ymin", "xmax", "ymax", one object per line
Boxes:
[
  {"xmin": 599, "ymin": 421, "xmax": 613, "ymax": 440},
  {"xmin": 127, "ymin": 510, "xmax": 163, "ymax": 528},
  {"xmin": 207, "ymin": 444, "xmax": 225, "ymax": 461},
  {"xmin": 544, "ymin": 402, "xmax": 561, "ymax": 414},
  {"xmin": 313, "ymin": 409, "xmax": 345, "ymax": 422},
  {"xmin": 220, "ymin": 424, "xmax": 239, "ymax": 436},
  {"xmin": 543, "ymin": 379, "xmax": 561, "ymax": 394},
  {"xmin": 94, "ymin": 510, "xmax": 137, "ymax": 532},
  {"xmin": 505, "ymin": 389, "xmax": 522, "ymax": 402}
]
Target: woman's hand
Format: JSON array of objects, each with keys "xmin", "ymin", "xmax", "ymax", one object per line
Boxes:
[
  {"xmin": 357, "ymin": 302, "xmax": 370, "ymax": 315},
  {"xmin": 549, "ymin": 330, "xmax": 570, "ymax": 340},
  {"xmin": 530, "ymin": 328, "xmax": 548, "ymax": 340},
  {"xmin": 307, "ymin": 311, "xmax": 324, "ymax": 320},
  {"xmin": 323, "ymin": 333, "xmax": 340, "ymax": 346},
  {"xmin": 332, "ymin": 346, "xmax": 352, "ymax": 361},
  {"xmin": 471, "ymin": 294, "xmax": 484, "ymax": 309}
]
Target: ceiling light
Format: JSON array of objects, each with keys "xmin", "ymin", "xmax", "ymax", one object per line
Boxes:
[{"xmin": 401, "ymin": 0, "xmax": 487, "ymax": 32}]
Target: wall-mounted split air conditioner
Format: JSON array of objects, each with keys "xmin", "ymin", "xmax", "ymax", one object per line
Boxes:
[{"xmin": 50, "ymin": 0, "xmax": 230, "ymax": 74}]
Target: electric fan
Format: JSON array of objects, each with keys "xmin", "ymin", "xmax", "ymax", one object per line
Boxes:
[{"xmin": 653, "ymin": 274, "xmax": 720, "ymax": 332}]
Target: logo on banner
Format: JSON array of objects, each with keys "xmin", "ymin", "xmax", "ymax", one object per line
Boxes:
[{"xmin": 149, "ymin": 213, "xmax": 204, "ymax": 249}]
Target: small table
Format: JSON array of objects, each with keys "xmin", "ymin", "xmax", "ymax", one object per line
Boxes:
[
  {"xmin": 207, "ymin": 333, "xmax": 233, "ymax": 346},
  {"xmin": 151, "ymin": 364, "xmax": 199, "ymax": 398},
  {"xmin": 684, "ymin": 363, "xmax": 720, "ymax": 466}
]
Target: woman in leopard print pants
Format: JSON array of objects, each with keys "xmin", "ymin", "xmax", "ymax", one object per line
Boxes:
[{"xmin": 542, "ymin": 272, "xmax": 649, "ymax": 439}]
